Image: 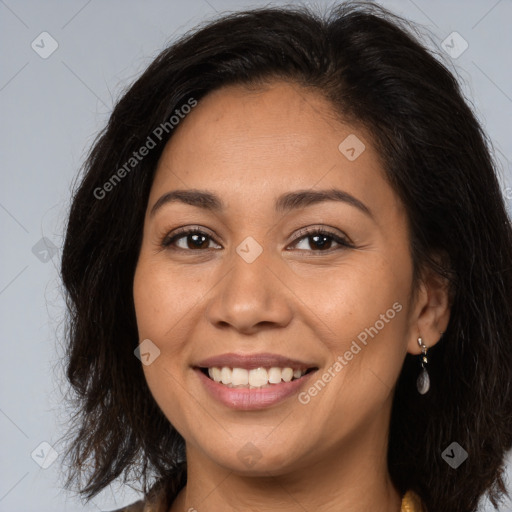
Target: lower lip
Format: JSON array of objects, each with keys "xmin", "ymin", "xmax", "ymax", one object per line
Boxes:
[{"xmin": 195, "ymin": 368, "xmax": 316, "ymax": 410}]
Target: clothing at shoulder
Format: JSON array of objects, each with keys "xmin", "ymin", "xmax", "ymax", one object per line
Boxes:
[
  {"xmin": 108, "ymin": 489, "xmax": 426, "ymax": 512},
  {"xmin": 106, "ymin": 496, "xmax": 164, "ymax": 512},
  {"xmin": 106, "ymin": 484, "xmax": 168, "ymax": 512},
  {"xmin": 107, "ymin": 468, "xmax": 186, "ymax": 512},
  {"xmin": 107, "ymin": 500, "xmax": 144, "ymax": 512},
  {"xmin": 401, "ymin": 490, "xmax": 427, "ymax": 512}
]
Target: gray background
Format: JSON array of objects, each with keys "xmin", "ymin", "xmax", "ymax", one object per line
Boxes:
[{"xmin": 1, "ymin": 0, "xmax": 511, "ymax": 511}]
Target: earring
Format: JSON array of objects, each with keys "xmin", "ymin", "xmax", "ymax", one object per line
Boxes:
[{"xmin": 416, "ymin": 337, "xmax": 430, "ymax": 395}]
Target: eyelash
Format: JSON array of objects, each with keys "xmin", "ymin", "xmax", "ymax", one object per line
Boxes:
[{"xmin": 160, "ymin": 226, "xmax": 354, "ymax": 253}]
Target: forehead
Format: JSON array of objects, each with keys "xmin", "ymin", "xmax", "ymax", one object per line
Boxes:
[{"xmin": 149, "ymin": 81, "xmax": 396, "ymax": 218}]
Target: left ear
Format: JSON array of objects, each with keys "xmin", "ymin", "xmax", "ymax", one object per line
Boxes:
[{"xmin": 407, "ymin": 264, "xmax": 452, "ymax": 355}]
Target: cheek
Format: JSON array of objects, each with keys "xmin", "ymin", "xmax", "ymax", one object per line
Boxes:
[
  {"xmin": 302, "ymin": 257, "xmax": 408, "ymax": 340},
  {"xmin": 297, "ymin": 286, "xmax": 408, "ymax": 443},
  {"xmin": 142, "ymin": 362, "xmax": 196, "ymax": 441},
  {"xmin": 133, "ymin": 258, "xmax": 198, "ymax": 434},
  {"xmin": 133, "ymin": 255, "xmax": 206, "ymax": 342},
  {"xmin": 301, "ymin": 256, "xmax": 411, "ymax": 398}
]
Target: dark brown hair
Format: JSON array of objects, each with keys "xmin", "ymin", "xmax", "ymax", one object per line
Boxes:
[{"xmin": 59, "ymin": 2, "xmax": 512, "ymax": 511}]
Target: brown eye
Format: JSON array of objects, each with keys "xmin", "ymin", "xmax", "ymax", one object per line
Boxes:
[
  {"xmin": 161, "ymin": 227, "xmax": 353, "ymax": 253},
  {"xmin": 290, "ymin": 228, "xmax": 353, "ymax": 252},
  {"xmin": 162, "ymin": 228, "xmax": 221, "ymax": 251}
]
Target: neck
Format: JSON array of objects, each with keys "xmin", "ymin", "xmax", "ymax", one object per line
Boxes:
[{"xmin": 170, "ymin": 418, "xmax": 402, "ymax": 512}]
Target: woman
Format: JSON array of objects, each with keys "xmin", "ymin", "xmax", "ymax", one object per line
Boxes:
[{"xmin": 59, "ymin": 2, "xmax": 512, "ymax": 511}]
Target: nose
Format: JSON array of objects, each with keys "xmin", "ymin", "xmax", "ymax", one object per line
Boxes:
[{"xmin": 204, "ymin": 244, "xmax": 293, "ymax": 335}]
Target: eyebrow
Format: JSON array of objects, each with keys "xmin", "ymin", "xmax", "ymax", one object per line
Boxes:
[{"xmin": 150, "ymin": 188, "xmax": 373, "ymax": 218}]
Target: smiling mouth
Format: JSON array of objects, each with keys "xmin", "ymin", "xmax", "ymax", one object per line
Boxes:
[{"xmin": 199, "ymin": 366, "xmax": 317, "ymax": 389}]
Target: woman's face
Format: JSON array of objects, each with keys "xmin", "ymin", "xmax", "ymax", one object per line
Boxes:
[{"xmin": 133, "ymin": 81, "xmax": 424, "ymax": 476}]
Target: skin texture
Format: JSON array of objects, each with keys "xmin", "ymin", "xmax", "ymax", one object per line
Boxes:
[{"xmin": 132, "ymin": 81, "xmax": 450, "ymax": 512}]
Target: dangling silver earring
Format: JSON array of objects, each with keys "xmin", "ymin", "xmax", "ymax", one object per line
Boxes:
[{"xmin": 416, "ymin": 337, "xmax": 430, "ymax": 395}]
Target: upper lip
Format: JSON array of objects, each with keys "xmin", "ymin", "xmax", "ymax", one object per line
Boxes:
[{"xmin": 195, "ymin": 352, "xmax": 318, "ymax": 371}]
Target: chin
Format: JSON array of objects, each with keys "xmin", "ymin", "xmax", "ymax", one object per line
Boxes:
[{"xmin": 196, "ymin": 435, "xmax": 313, "ymax": 476}]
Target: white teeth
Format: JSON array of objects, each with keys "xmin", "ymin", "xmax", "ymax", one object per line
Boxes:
[
  {"xmin": 281, "ymin": 367, "xmax": 293, "ymax": 382},
  {"xmin": 231, "ymin": 368, "xmax": 249, "ymax": 386},
  {"xmin": 268, "ymin": 367, "xmax": 282, "ymax": 384},
  {"xmin": 248, "ymin": 367, "xmax": 268, "ymax": 387},
  {"xmin": 220, "ymin": 367, "xmax": 232, "ymax": 384},
  {"xmin": 209, "ymin": 367, "xmax": 222, "ymax": 382},
  {"xmin": 204, "ymin": 366, "xmax": 308, "ymax": 387}
]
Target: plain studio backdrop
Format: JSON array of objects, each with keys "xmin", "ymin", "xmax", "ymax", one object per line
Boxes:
[{"xmin": 1, "ymin": 1, "xmax": 511, "ymax": 511}]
